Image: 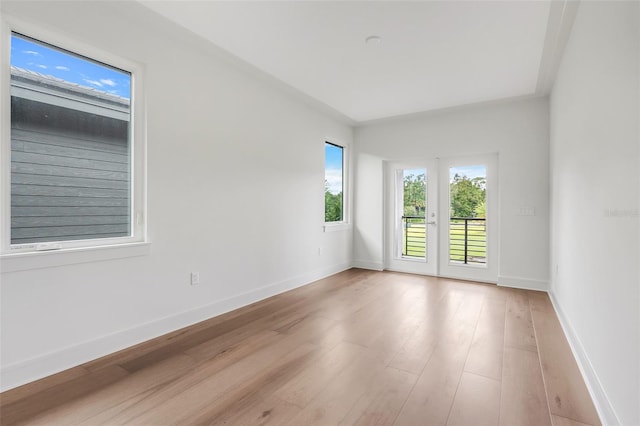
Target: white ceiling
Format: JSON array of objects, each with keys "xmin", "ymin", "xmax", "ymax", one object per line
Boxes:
[{"xmin": 141, "ymin": 1, "xmax": 567, "ymax": 123}]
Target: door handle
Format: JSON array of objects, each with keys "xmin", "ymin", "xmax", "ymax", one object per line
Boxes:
[{"xmin": 427, "ymin": 221, "xmax": 437, "ymax": 225}]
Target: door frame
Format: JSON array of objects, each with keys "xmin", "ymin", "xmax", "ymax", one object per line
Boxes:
[{"xmin": 383, "ymin": 154, "xmax": 499, "ymax": 283}]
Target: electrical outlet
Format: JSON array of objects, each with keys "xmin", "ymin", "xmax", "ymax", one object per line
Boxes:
[
  {"xmin": 318, "ymin": 247, "xmax": 322, "ymax": 256},
  {"xmin": 190, "ymin": 272, "xmax": 200, "ymax": 286}
]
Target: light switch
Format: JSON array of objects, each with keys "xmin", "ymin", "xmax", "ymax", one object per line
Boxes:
[{"xmin": 518, "ymin": 206, "xmax": 535, "ymax": 216}]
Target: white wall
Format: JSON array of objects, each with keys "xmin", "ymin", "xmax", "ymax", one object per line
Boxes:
[
  {"xmin": 354, "ymin": 97, "xmax": 550, "ymax": 289},
  {"xmin": 549, "ymin": 2, "xmax": 639, "ymax": 425},
  {"xmin": 0, "ymin": 1, "xmax": 353, "ymax": 390},
  {"xmin": 353, "ymin": 152, "xmax": 385, "ymax": 271}
]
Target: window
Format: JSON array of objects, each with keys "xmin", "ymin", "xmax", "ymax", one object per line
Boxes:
[
  {"xmin": 324, "ymin": 142, "xmax": 344, "ymax": 222},
  {"xmin": 2, "ymin": 29, "xmax": 145, "ymax": 254}
]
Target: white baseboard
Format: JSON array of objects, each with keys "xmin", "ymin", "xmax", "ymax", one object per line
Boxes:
[
  {"xmin": 548, "ymin": 291, "xmax": 619, "ymax": 426},
  {"xmin": 498, "ymin": 275, "xmax": 548, "ymax": 291},
  {"xmin": 351, "ymin": 259, "xmax": 384, "ymax": 271},
  {"xmin": 0, "ymin": 261, "xmax": 352, "ymax": 392},
  {"xmin": 436, "ymin": 273, "xmax": 496, "ymax": 284}
]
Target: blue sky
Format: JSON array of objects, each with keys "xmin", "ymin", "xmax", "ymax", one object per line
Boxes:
[
  {"xmin": 325, "ymin": 143, "xmax": 343, "ymax": 194},
  {"xmin": 450, "ymin": 165, "xmax": 486, "ymax": 182},
  {"xmin": 11, "ymin": 33, "xmax": 131, "ymax": 99},
  {"xmin": 404, "ymin": 168, "xmax": 425, "ymax": 180},
  {"xmin": 402, "ymin": 165, "xmax": 485, "ymax": 182}
]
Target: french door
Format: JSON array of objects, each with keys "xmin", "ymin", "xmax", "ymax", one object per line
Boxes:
[
  {"xmin": 385, "ymin": 154, "xmax": 498, "ymax": 283},
  {"xmin": 385, "ymin": 160, "xmax": 439, "ymax": 275}
]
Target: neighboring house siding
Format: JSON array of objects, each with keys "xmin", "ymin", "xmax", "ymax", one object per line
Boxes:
[{"xmin": 10, "ymin": 95, "xmax": 130, "ymax": 244}]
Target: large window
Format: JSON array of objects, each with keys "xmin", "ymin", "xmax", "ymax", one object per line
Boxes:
[
  {"xmin": 2, "ymin": 30, "xmax": 145, "ymax": 254},
  {"xmin": 324, "ymin": 142, "xmax": 344, "ymax": 222}
]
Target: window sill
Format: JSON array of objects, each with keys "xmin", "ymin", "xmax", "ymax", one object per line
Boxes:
[
  {"xmin": 323, "ymin": 222, "xmax": 352, "ymax": 233},
  {"xmin": 0, "ymin": 242, "xmax": 151, "ymax": 273}
]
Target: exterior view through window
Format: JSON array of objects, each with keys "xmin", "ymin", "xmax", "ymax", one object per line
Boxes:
[
  {"xmin": 324, "ymin": 142, "xmax": 343, "ymax": 222},
  {"xmin": 9, "ymin": 33, "xmax": 132, "ymax": 246},
  {"xmin": 449, "ymin": 165, "xmax": 487, "ymax": 265},
  {"xmin": 402, "ymin": 169, "xmax": 426, "ymax": 258}
]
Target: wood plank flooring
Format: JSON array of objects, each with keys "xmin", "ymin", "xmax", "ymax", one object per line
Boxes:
[{"xmin": 0, "ymin": 269, "xmax": 600, "ymax": 426}]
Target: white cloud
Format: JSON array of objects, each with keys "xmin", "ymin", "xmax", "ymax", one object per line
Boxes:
[
  {"xmin": 23, "ymin": 50, "xmax": 40, "ymax": 56},
  {"xmin": 84, "ymin": 79, "xmax": 103, "ymax": 87},
  {"xmin": 55, "ymin": 66, "xmax": 70, "ymax": 71},
  {"xmin": 36, "ymin": 64, "xmax": 47, "ymax": 69},
  {"xmin": 99, "ymin": 79, "xmax": 116, "ymax": 87},
  {"xmin": 325, "ymin": 168, "xmax": 343, "ymax": 194}
]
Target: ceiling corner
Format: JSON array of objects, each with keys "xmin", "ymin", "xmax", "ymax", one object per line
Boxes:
[{"xmin": 535, "ymin": 0, "xmax": 581, "ymax": 95}]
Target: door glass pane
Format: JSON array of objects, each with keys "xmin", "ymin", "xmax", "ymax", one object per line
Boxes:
[
  {"xmin": 449, "ymin": 165, "xmax": 487, "ymax": 265},
  {"xmin": 402, "ymin": 169, "xmax": 426, "ymax": 258}
]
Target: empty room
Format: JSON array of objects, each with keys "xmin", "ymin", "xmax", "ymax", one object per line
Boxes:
[{"xmin": 0, "ymin": 1, "xmax": 638, "ymax": 425}]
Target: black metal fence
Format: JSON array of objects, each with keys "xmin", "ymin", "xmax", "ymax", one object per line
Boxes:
[
  {"xmin": 401, "ymin": 216, "xmax": 487, "ymax": 265},
  {"xmin": 449, "ymin": 218, "xmax": 486, "ymax": 264},
  {"xmin": 402, "ymin": 216, "xmax": 426, "ymax": 257}
]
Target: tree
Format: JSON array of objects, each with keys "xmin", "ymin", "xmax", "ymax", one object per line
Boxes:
[
  {"xmin": 403, "ymin": 173, "xmax": 426, "ymax": 216},
  {"xmin": 450, "ymin": 173, "xmax": 485, "ymax": 218},
  {"xmin": 325, "ymin": 181, "xmax": 342, "ymax": 221}
]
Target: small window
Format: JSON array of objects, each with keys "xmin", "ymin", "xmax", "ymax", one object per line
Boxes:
[
  {"xmin": 3, "ymin": 31, "xmax": 145, "ymax": 253},
  {"xmin": 324, "ymin": 142, "xmax": 344, "ymax": 222}
]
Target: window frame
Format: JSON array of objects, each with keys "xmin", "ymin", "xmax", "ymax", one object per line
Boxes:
[
  {"xmin": 0, "ymin": 17, "xmax": 147, "ymax": 257},
  {"xmin": 323, "ymin": 140, "xmax": 350, "ymax": 231}
]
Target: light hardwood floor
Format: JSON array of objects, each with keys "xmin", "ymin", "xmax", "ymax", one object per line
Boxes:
[{"xmin": 0, "ymin": 269, "xmax": 601, "ymax": 426}]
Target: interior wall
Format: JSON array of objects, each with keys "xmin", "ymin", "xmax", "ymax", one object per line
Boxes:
[
  {"xmin": 0, "ymin": 1, "xmax": 353, "ymax": 390},
  {"xmin": 354, "ymin": 97, "xmax": 550, "ymax": 289},
  {"xmin": 353, "ymin": 152, "xmax": 385, "ymax": 270},
  {"xmin": 549, "ymin": 2, "xmax": 639, "ymax": 424}
]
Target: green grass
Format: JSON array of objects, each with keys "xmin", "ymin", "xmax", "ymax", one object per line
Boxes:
[
  {"xmin": 403, "ymin": 220, "xmax": 427, "ymax": 257},
  {"xmin": 402, "ymin": 219, "xmax": 486, "ymax": 263},
  {"xmin": 449, "ymin": 219, "xmax": 486, "ymax": 262}
]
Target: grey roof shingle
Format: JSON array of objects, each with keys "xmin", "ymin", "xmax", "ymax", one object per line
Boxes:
[{"xmin": 10, "ymin": 65, "xmax": 130, "ymax": 107}]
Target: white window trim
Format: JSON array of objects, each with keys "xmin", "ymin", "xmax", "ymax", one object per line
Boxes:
[
  {"xmin": 323, "ymin": 222, "xmax": 352, "ymax": 233},
  {"xmin": 0, "ymin": 16, "xmax": 148, "ymax": 265},
  {"xmin": 0, "ymin": 242, "xmax": 150, "ymax": 273},
  {"xmin": 324, "ymin": 139, "xmax": 351, "ymax": 231}
]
